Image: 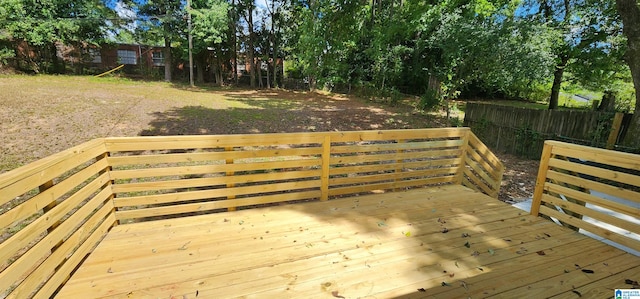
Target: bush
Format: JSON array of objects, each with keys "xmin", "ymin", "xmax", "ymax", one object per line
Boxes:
[{"xmin": 419, "ymin": 89, "xmax": 440, "ymax": 111}]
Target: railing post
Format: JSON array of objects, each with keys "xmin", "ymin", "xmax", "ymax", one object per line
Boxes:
[
  {"xmin": 321, "ymin": 135, "xmax": 331, "ymax": 201},
  {"xmin": 394, "ymin": 139, "xmax": 405, "ymax": 191},
  {"xmin": 531, "ymin": 142, "xmax": 553, "ymax": 216},
  {"xmin": 455, "ymin": 131, "xmax": 470, "ymax": 184},
  {"xmin": 97, "ymin": 152, "xmax": 118, "ymax": 226},
  {"xmin": 226, "ymin": 147, "xmax": 236, "ymax": 211},
  {"xmin": 606, "ymin": 112, "xmax": 624, "ymax": 149}
]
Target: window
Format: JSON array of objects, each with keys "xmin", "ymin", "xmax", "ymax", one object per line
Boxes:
[
  {"xmin": 117, "ymin": 50, "xmax": 137, "ymax": 65},
  {"xmin": 88, "ymin": 48, "xmax": 101, "ymax": 63},
  {"xmin": 152, "ymin": 51, "xmax": 164, "ymax": 66}
]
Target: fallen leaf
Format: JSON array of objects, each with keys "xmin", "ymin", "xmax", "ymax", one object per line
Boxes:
[
  {"xmin": 455, "ymin": 261, "xmax": 459, "ymax": 268},
  {"xmin": 625, "ymin": 279, "xmax": 639, "ymax": 286},
  {"xmin": 488, "ymin": 249, "xmax": 495, "ymax": 255},
  {"xmin": 404, "ymin": 231, "xmax": 411, "ymax": 237},
  {"xmin": 544, "ymin": 233, "xmax": 551, "ymax": 237},
  {"xmin": 461, "ymin": 233, "xmax": 470, "ymax": 238},
  {"xmin": 441, "ymin": 282, "xmax": 451, "ymax": 287},
  {"xmin": 178, "ymin": 241, "xmax": 191, "ymax": 251},
  {"xmin": 331, "ymin": 291, "xmax": 346, "ymax": 299},
  {"xmin": 575, "ymin": 264, "xmax": 581, "ymax": 269},
  {"xmin": 460, "ymin": 281, "xmax": 468, "ymax": 290},
  {"xmin": 449, "ymin": 273, "xmax": 455, "ymax": 277},
  {"xmin": 572, "ymin": 290, "xmax": 582, "ymax": 297},
  {"xmin": 437, "ymin": 218, "xmax": 446, "ymax": 224},
  {"xmin": 238, "ymin": 220, "xmax": 244, "ymax": 225},
  {"xmin": 503, "ymin": 238, "xmax": 512, "ymax": 242},
  {"xmin": 196, "ymin": 290, "xmax": 199, "ymax": 297},
  {"xmin": 223, "ymin": 218, "xmax": 229, "ymax": 222},
  {"xmin": 441, "ymin": 228, "xmax": 449, "ymax": 233},
  {"xmin": 536, "ymin": 250, "xmax": 546, "ymax": 256},
  {"xmin": 581, "ymin": 269, "xmax": 594, "ymax": 274},
  {"xmin": 564, "ymin": 269, "xmax": 570, "ymax": 273},
  {"xmin": 464, "ymin": 241, "xmax": 471, "ymax": 248},
  {"xmin": 471, "ymin": 251, "xmax": 480, "ymax": 257},
  {"xmin": 417, "ymin": 288, "xmax": 427, "ymax": 292},
  {"xmin": 107, "ymin": 267, "xmax": 113, "ymax": 273},
  {"xmin": 477, "ymin": 267, "xmax": 484, "ymax": 271},
  {"xmin": 377, "ymin": 221, "xmax": 387, "ymax": 227}
]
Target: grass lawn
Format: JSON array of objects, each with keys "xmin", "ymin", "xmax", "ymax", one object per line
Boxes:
[{"xmin": 0, "ymin": 75, "xmax": 448, "ymax": 173}]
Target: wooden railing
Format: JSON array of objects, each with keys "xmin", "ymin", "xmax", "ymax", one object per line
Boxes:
[
  {"xmin": 0, "ymin": 128, "xmax": 503, "ymax": 298},
  {"xmin": 531, "ymin": 140, "xmax": 640, "ymax": 253}
]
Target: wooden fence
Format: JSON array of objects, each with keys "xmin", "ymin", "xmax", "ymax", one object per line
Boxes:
[
  {"xmin": 464, "ymin": 103, "xmax": 633, "ymax": 158},
  {"xmin": 0, "ymin": 128, "xmax": 503, "ymax": 298},
  {"xmin": 531, "ymin": 140, "xmax": 640, "ymax": 254}
]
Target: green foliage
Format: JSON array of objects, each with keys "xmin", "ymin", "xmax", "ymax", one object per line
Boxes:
[{"xmin": 419, "ymin": 89, "xmax": 440, "ymax": 111}]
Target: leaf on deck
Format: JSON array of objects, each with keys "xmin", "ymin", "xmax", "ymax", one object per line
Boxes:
[
  {"xmin": 377, "ymin": 221, "xmax": 387, "ymax": 227},
  {"xmin": 536, "ymin": 250, "xmax": 546, "ymax": 256},
  {"xmin": 441, "ymin": 228, "xmax": 449, "ymax": 233},
  {"xmin": 581, "ymin": 269, "xmax": 594, "ymax": 274},
  {"xmin": 625, "ymin": 279, "xmax": 639, "ymax": 286},
  {"xmin": 461, "ymin": 233, "xmax": 470, "ymax": 238},
  {"xmin": 417, "ymin": 288, "xmax": 427, "ymax": 292},
  {"xmin": 441, "ymin": 282, "xmax": 451, "ymax": 287},
  {"xmin": 178, "ymin": 241, "xmax": 191, "ymax": 250},
  {"xmin": 571, "ymin": 290, "xmax": 582, "ymax": 297},
  {"xmin": 488, "ymin": 249, "xmax": 495, "ymax": 255},
  {"xmin": 331, "ymin": 291, "xmax": 346, "ymax": 298},
  {"xmin": 464, "ymin": 241, "xmax": 471, "ymax": 248}
]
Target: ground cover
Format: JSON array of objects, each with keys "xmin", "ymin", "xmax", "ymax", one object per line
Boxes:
[{"xmin": 0, "ymin": 75, "xmax": 536, "ymax": 202}]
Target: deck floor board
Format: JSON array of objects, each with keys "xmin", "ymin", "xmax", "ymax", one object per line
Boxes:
[{"xmin": 55, "ymin": 185, "xmax": 640, "ymax": 298}]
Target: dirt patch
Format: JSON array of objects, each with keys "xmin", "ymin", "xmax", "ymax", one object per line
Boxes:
[{"xmin": 0, "ymin": 75, "xmax": 534, "ymax": 202}]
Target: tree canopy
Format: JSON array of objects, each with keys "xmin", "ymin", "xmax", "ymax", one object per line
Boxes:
[{"xmin": 0, "ymin": 0, "xmax": 636, "ymax": 115}]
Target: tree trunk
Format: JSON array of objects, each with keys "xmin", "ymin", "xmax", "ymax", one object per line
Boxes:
[
  {"xmin": 163, "ymin": 36, "xmax": 172, "ymax": 82},
  {"xmin": 247, "ymin": 5, "xmax": 256, "ymax": 88},
  {"xmin": 266, "ymin": 58, "xmax": 271, "ymax": 88},
  {"xmin": 195, "ymin": 53, "xmax": 205, "ymax": 84},
  {"xmin": 231, "ymin": 0, "xmax": 238, "ymax": 85},
  {"xmin": 616, "ymin": 0, "xmax": 640, "ymax": 148},
  {"xmin": 549, "ymin": 55, "xmax": 568, "ymax": 110}
]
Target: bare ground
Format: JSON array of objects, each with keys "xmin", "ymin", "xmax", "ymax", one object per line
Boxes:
[{"xmin": 0, "ymin": 75, "xmax": 537, "ymax": 202}]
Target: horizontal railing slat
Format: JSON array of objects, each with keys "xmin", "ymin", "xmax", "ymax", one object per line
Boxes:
[
  {"xmin": 545, "ymin": 182, "xmax": 639, "ymax": 218},
  {"xmin": 107, "ymin": 147, "xmax": 323, "ymax": 167},
  {"xmin": 113, "ymin": 169, "xmax": 321, "ymax": 194},
  {"xmin": 109, "ymin": 158, "xmax": 321, "ymax": 180},
  {"xmin": 115, "ymin": 190, "xmax": 322, "ymax": 221},
  {"xmin": 0, "ymin": 158, "xmax": 110, "ymax": 231},
  {"xmin": 0, "ymin": 139, "xmax": 107, "ymax": 206},
  {"xmin": 6, "ymin": 198, "xmax": 114, "ymax": 299},
  {"xmin": 538, "ymin": 205, "xmax": 640, "ymax": 253},
  {"xmin": 329, "ymin": 167, "xmax": 458, "ymax": 186},
  {"xmin": 328, "ymin": 158, "xmax": 462, "ymax": 176},
  {"xmin": 541, "ymin": 194, "xmax": 640, "ymax": 236},
  {"xmin": 330, "ymin": 139, "xmax": 464, "ymax": 154},
  {"xmin": 548, "ymin": 157, "xmax": 640, "ymax": 189},
  {"xmin": 546, "ymin": 170, "xmax": 640, "ymax": 204},
  {"xmin": 329, "ymin": 149, "xmax": 462, "ymax": 165},
  {"xmin": 0, "ymin": 172, "xmax": 111, "ymax": 266},
  {"xmin": 328, "ymin": 176, "xmax": 456, "ymax": 196},
  {"xmin": 114, "ymin": 179, "xmax": 321, "ymax": 208}
]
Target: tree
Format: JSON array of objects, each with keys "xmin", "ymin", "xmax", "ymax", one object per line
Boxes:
[
  {"xmin": 615, "ymin": 0, "xmax": 640, "ymax": 148},
  {"xmin": 238, "ymin": 0, "xmax": 257, "ymax": 87},
  {"xmin": 522, "ymin": 0, "xmax": 624, "ymax": 109},
  {"xmin": 190, "ymin": 0, "xmax": 230, "ymax": 85},
  {"xmin": 137, "ymin": 0, "xmax": 185, "ymax": 81},
  {"xmin": 0, "ymin": 0, "xmax": 112, "ymax": 73}
]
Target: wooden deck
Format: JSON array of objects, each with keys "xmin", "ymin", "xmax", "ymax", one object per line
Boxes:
[{"xmin": 56, "ymin": 185, "xmax": 640, "ymax": 298}]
